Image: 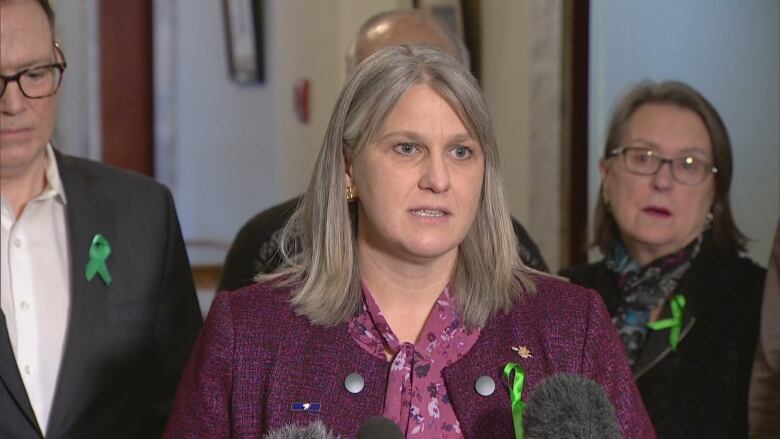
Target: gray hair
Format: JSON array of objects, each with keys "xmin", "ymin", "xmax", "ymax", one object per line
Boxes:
[{"xmin": 262, "ymin": 44, "xmax": 534, "ymax": 328}]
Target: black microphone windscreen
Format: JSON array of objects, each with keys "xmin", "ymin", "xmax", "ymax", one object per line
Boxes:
[
  {"xmin": 523, "ymin": 373, "xmax": 621, "ymax": 439},
  {"xmin": 263, "ymin": 420, "xmax": 337, "ymax": 439},
  {"xmin": 357, "ymin": 416, "xmax": 404, "ymax": 439}
]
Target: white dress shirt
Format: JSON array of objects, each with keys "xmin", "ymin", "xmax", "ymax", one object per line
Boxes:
[{"xmin": 1, "ymin": 144, "xmax": 71, "ymax": 433}]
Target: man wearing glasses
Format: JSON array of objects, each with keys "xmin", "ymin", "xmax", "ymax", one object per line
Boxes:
[{"xmin": 0, "ymin": 1, "xmax": 202, "ymax": 437}]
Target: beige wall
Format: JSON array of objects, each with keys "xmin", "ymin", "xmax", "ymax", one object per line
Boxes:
[
  {"xmin": 53, "ymin": 0, "xmax": 101, "ymax": 161},
  {"xmin": 481, "ymin": 1, "xmax": 533, "ymax": 225},
  {"xmin": 481, "ymin": 0, "xmax": 564, "ymax": 270},
  {"xmin": 272, "ymin": 0, "xmax": 411, "ymax": 202}
]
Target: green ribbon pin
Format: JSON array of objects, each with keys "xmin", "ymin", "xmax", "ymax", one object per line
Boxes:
[
  {"xmin": 647, "ymin": 294, "xmax": 686, "ymax": 351},
  {"xmin": 85, "ymin": 234, "xmax": 112, "ymax": 286},
  {"xmin": 504, "ymin": 362, "xmax": 526, "ymax": 439}
]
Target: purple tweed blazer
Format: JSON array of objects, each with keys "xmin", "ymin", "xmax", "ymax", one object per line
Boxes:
[{"xmin": 165, "ymin": 275, "xmax": 655, "ymax": 438}]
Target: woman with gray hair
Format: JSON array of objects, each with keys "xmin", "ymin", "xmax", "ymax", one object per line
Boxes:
[
  {"xmin": 561, "ymin": 81, "xmax": 765, "ymax": 438},
  {"xmin": 165, "ymin": 45, "xmax": 653, "ymax": 437}
]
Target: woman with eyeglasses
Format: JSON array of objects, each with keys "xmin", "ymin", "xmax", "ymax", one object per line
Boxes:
[{"xmin": 560, "ymin": 80, "xmax": 765, "ymax": 438}]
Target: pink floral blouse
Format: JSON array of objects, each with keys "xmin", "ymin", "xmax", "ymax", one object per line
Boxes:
[{"xmin": 348, "ymin": 286, "xmax": 480, "ymax": 437}]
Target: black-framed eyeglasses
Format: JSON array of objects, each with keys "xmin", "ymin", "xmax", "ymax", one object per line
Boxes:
[
  {"xmin": 608, "ymin": 145, "xmax": 718, "ymax": 185},
  {"xmin": 0, "ymin": 42, "xmax": 67, "ymax": 99}
]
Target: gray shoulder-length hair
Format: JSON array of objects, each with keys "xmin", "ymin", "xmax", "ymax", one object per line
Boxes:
[{"xmin": 260, "ymin": 44, "xmax": 535, "ymax": 328}]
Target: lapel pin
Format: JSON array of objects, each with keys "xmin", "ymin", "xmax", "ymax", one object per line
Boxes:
[
  {"xmin": 291, "ymin": 402, "xmax": 321, "ymax": 412},
  {"xmin": 85, "ymin": 233, "xmax": 112, "ymax": 286},
  {"xmin": 512, "ymin": 345, "xmax": 533, "ymax": 359}
]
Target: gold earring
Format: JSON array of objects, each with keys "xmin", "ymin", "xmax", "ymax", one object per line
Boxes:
[
  {"xmin": 705, "ymin": 212, "xmax": 714, "ymax": 228},
  {"xmin": 346, "ymin": 185, "xmax": 357, "ymax": 202}
]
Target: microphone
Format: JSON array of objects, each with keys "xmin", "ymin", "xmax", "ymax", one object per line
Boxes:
[
  {"xmin": 523, "ymin": 373, "xmax": 621, "ymax": 439},
  {"xmin": 357, "ymin": 416, "xmax": 404, "ymax": 439},
  {"xmin": 264, "ymin": 420, "xmax": 337, "ymax": 439},
  {"xmin": 262, "ymin": 417, "xmax": 403, "ymax": 439}
]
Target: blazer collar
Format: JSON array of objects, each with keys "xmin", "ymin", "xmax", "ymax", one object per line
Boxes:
[
  {"xmin": 43, "ymin": 143, "xmax": 68, "ymax": 204},
  {"xmin": 441, "ymin": 303, "xmax": 542, "ymax": 438},
  {"xmin": 45, "ymin": 150, "xmax": 116, "ymax": 437}
]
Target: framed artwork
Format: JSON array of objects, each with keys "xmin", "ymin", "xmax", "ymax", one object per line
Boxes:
[
  {"xmin": 416, "ymin": 0, "xmax": 480, "ymax": 79},
  {"xmin": 415, "ymin": 0, "xmax": 464, "ymax": 38},
  {"xmin": 223, "ymin": 0, "xmax": 265, "ymax": 83}
]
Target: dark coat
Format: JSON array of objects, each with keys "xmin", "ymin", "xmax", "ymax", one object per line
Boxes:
[
  {"xmin": 0, "ymin": 152, "xmax": 203, "ymax": 438},
  {"xmin": 165, "ymin": 275, "xmax": 655, "ymax": 438},
  {"xmin": 560, "ymin": 243, "xmax": 765, "ymax": 438},
  {"xmin": 216, "ymin": 196, "xmax": 549, "ymax": 292}
]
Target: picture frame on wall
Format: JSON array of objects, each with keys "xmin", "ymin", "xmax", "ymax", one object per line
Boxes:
[
  {"xmin": 415, "ymin": 0, "xmax": 464, "ymax": 38},
  {"xmin": 416, "ymin": 0, "xmax": 479, "ymax": 79},
  {"xmin": 223, "ymin": 0, "xmax": 264, "ymax": 84}
]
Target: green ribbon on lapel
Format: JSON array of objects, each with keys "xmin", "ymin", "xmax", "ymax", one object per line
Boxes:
[
  {"xmin": 85, "ymin": 234, "xmax": 112, "ymax": 286},
  {"xmin": 504, "ymin": 362, "xmax": 526, "ymax": 439},
  {"xmin": 646, "ymin": 294, "xmax": 686, "ymax": 351}
]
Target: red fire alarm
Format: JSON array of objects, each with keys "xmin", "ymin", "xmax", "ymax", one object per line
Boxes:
[{"xmin": 294, "ymin": 79, "xmax": 310, "ymax": 123}]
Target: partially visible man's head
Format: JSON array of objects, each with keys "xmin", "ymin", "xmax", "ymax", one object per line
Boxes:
[
  {"xmin": 346, "ymin": 9, "xmax": 469, "ymax": 73},
  {"xmin": 0, "ymin": 0, "xmax": 58, "ymax": 179}
]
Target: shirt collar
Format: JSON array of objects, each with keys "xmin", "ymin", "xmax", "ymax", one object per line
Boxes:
[
  {"xmin": 0, "ymin": 144, "xmax": 66, "ymax": 223},
  {"xmin": 42, "ymin": 143, "xmax": 67, "ymax": 204}
]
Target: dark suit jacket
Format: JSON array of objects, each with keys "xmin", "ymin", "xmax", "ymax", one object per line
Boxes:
[
  {"xmin": 0, "ymin": 151, "xmax": 203, "ymax": 439},
  {"xmin": 560, "ymin": 241, "xmax": 765, "ymax": 439},
  {"xmin": 166, "ymin": 275, "xmax": 655, "ymax": 438},
  {"xmin": 217, "ymin": 196, "xmax": 549, "ymax": 292}
]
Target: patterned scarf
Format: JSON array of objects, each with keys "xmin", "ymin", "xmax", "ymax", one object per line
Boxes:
[{"xmin": 606, "ymin": 236, "xmax": 702, "ymax": 367}]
